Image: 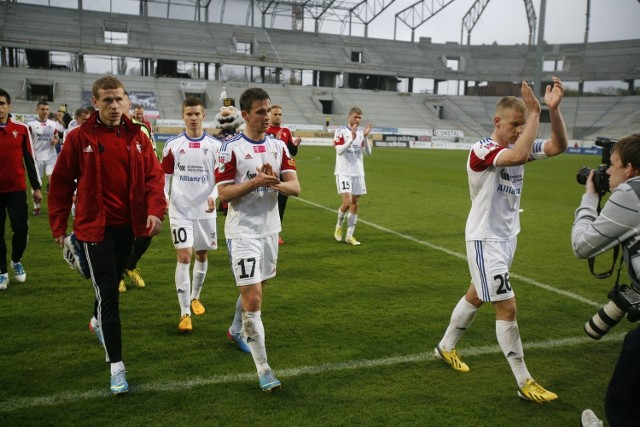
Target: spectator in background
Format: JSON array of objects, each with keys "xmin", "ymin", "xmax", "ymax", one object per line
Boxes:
[
  {"xmin": 26, "ymin": 100, "xmax": 59, "ymax": 214},
  {"xmin": 48, "ymin": 76, "xmax": 165, "ymax": 395},
  {"xmin": 333, "ymin": 107, "xmax": 372, "ymax": 246},
  {"xmin": 266, "ymin": 104, "xmax": 301, "ymax": 245},
  {"xmin": 0, "ymin": 88, "xmax": 42, "ymax": 290}
]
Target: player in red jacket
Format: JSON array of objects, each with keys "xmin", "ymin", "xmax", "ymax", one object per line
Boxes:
[
  {"xmin": 48, "ymin": 76, "xmax": 166, "ymax": 395},
  {"xmin": 0, "ymin": 88, "xmax": 42, "ymax": 289},
  {"xmin": 266, "ymin": 105, "xmax": 301, "ymax": 244}
]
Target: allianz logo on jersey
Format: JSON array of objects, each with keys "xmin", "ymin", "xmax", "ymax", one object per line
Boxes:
[
  {"xmin": 179, "ymin": 175, "xmax": 209, "ymax": 183},
  {"xmin": 497, "ymin": 168, "xmax": 522, "ymax": 195}
]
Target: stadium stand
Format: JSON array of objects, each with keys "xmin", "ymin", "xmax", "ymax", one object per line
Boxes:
[{"xmin": 1, "ymin": 1, "xmax": 638, "ymax": 141}]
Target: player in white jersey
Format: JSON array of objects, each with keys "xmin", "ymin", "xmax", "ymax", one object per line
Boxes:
[
  {"xmin": 215, "ymin": 87, "xmax": 300, "ymax": 392},
  {"xmin": 435, "ymin": 78, "xmax": 568, "ymax": 403},
  {"xmin": 27, "ymin": 100, "xmax": 59, "ymax": 215},
  {"xmin": 333, "ymin": 106, "xmax": 372, "ymax": 245},
  {"xmin": 161, "ymin": 97, "xmax": 221, "ymax": 333}
]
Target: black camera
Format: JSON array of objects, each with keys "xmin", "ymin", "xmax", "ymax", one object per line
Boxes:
[
  {"xmin": 576, "ymin": 137, "xmax": 617, "ymax": 197},
  {"xmin": 584, "ymin": 284, "xmax": 640, "ymax": 340}
]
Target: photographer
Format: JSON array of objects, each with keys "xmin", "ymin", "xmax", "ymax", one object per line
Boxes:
[{"xmin": 572, "ymin": 134, "xmax": 640, "ymax": 426}]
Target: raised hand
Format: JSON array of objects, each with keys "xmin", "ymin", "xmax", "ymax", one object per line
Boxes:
[
  {"xmin": 520, "ymin": 81, "xmax": 541, "ymax": 115},
  {"xmin": 544, "ymin": 76, "xmax": 564, "ymax": 110}
]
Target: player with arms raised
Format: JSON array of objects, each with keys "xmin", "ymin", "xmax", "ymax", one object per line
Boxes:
[
  {"xmin": 434, "ymin": 77, "xmax": 568, "ymax": 403},
  {"xmin": 333, "ymin": 107, "xmax": 372, "ymax": 245}
]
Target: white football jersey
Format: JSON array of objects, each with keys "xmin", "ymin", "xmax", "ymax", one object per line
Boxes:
[
  {"xmin": 162, "ymin": 132, "xmax": 221, "ymax": 220},
  {"xmin": 27, "ymin": 119, "xmax": 58, "ymax": 163},
  {"xmin": 465, "ymin": 137, "xmax": 548, "ymax": 241},
  {"xmin": 216, "ymin": 133, "xmax": 297, "ymax": 239},
  {"xmin": 333, "ymin": 125, "xmax": 368, "ymax": 176}
]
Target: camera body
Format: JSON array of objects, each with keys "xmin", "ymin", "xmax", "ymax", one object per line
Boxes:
[
  {"xmin": 576, "ymin": 137, "xmax": 617, "ymax": 197},
  {"xmin": 609, "ymin": 284, "xmax": 640, "ymax": 322},
  {"xmin": 584, "ymin": 284, "xmax": 640, "ymax": 340},
  {"xmin": 577, "ymin": 165, "xmax": 610, "ymax": 197}
]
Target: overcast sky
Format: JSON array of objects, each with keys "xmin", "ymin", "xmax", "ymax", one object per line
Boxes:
[
  {"xmin": 379, "ymin": 0, "xmax": 640, "ymax": 45},
  {"xmin": 209, "ymin": 0, "xmax": 640, "ymax": 45}
]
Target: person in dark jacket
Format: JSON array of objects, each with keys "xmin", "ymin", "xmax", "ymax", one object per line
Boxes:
[
  {"xmin": 48, "ymin": 76, "xmax": 166, "ymax": 395},
  {"xmin": 0, "ymin": 88, "xmax": 42, "ymax": 289}
]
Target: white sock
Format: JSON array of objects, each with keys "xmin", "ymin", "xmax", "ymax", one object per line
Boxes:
[
  {"xmin": 337, "ymin": 209, "xmax": 346, "ymax": 227},
  {"xmin": 34, "ymin": 202, "xmax": 40, "ymax": 209},
  {"xmin": 496, "ymin": 319, "xmax": 531, "ymax": 388},
  {"xmin": 439, "ymin": 297, "xmax": 479, "ymax": 351},
  {"xmin": 230, "ymin": 295, "xmax": 243, "ymax": 335},
  {"xmin": 191, "ymin": 260, "xmax": 207, "ymax": 300},
  {"xmin": 243, "ymin": 311, "xmax": 270, "ymax": 373},
  {"xmin": 346, "ymin": 213, "xmax": 358, "ymax": 238},
  {"xmin": 110, "ymin": 361, "xmax": 125, "ymax": 375},
  {"xmin": 175, "ymin": 262, "xmax": 191, "ymax": 316}
]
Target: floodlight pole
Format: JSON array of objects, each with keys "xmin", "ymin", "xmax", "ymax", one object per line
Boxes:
[{"xmin": 533, "ymin": 0, "xmax": 546, "ymax": 99}]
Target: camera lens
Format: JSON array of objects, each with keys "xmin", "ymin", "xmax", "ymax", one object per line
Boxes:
[
  {"xmin": 576, "ymin": 166, "xmax": 592, "ymax": 186},
  {"xmin": 584, "ymin": 300, "xmax": 625, "ymax": 340}
]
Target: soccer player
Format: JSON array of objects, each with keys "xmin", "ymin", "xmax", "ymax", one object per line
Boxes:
[
  {"xmin": 162, "ymin": 96, "xmax": 221, "ymax": 333},
  {"xmin": 132, "ymin": 104, "xmax": 157, "ymax": 154},
  {"xmin": 266, "ymin": 104, "xmax": 301, "ymax": 245},
  {"xmin": 333, "ymin": 107, "xmax": 372, "ymax": 245},
  {"xmin": 216, "ymin": 87, "xmax": 300, "ymax": 391},
  {"xmin": 27, "ymin": 100, "xmax": 59, "ymax": 215},
  {"xmin": 0, "ymin": 88, "xmax": 42, "ymax": 289},
  {"xmin": 48, "ymin": 76, "xmax": 166, "ymax": 395},
  {"xmin": 118, "ymin": 93, "xmax": 157, "ymax": 293},
  {"xmin": 434, "ymin": 78, "xmax": 568, "ymax": 403}
]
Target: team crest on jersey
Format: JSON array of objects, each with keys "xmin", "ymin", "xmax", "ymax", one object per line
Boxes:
[
  {"xmin": 189, "ymin": 142, "xmax": 200, "ymax": 148},
  {"xmin": 203, "ymin": 148, "xmax": 208, "ymax": 156},
  {"xmin": 272, "ymin": 151, "xmax": 278, "ymax": 159},
  {"xmin": 253, "ymin": 145, "xmax": 266, "ymax": 153},
  {"xmin": 12, "ymin": 131, "xmax": 18, "ymax": 139},
  {"xmin": 136, "ymin": 143, "xmax": 142, "ymax": 153}
]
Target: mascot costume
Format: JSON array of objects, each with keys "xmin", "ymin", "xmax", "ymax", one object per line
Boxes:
[
  {"xmin": 214, "ymin": 97, "xmax": 244, "ymax": 141},
  {"xmin": 214, "ymin": 97, "xmax": 244, "ymax": 214}
]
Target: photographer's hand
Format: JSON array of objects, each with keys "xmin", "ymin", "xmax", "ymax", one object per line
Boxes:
[{"xmin": 585, "ymin": 170, "xmax": 597, "ymax": 194}]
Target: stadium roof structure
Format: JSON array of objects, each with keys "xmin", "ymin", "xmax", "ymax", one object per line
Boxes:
[{"xmin": 1, "ymin": 1, "xmax": 639, "ymax": 90}]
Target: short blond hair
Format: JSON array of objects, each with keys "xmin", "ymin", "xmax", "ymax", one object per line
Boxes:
[{"xmin": 495, "ymin": 96, "xmax": 526, "ymax": 117}]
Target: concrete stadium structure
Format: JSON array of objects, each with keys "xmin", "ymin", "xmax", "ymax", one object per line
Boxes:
[{"xmin": 1, "ymin": 1, "xmax": 639, "ymax": 141}]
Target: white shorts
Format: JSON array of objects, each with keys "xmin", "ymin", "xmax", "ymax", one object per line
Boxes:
[
  {"xmin": 37, "ymin": 158, "xmax": 56, "ymax": 177},
  {"xmin": 169, "ymin": 217, "xmax": 218, "ymax": 251},
  {"xmin": 227, "ymin": 235, "xmax": 278, "ymax": 286},
  {"xmin": 466, "ymin": 238, "xmax": 517, "ymax": 302},
  {"xmin": 336, "ymin": 175, "xmax": 367, "ymax": 195}
]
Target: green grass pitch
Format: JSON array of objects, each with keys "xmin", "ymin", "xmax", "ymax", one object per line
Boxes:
[{"xmin": 0, "ymin": 145, "xmax": 631, "ymax": 426}]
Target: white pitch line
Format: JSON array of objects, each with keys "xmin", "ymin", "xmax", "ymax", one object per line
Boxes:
[
  {"xmin": 0, "ymin": 332, "xmax": 624, "ymax": 412},
  {"xmin": 0, "ymin": 197, "xmax": 611, "ymax": 413},
  {"xmin": 295, "ymin": 197, "xmax": 603, "ymax": 308}
]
